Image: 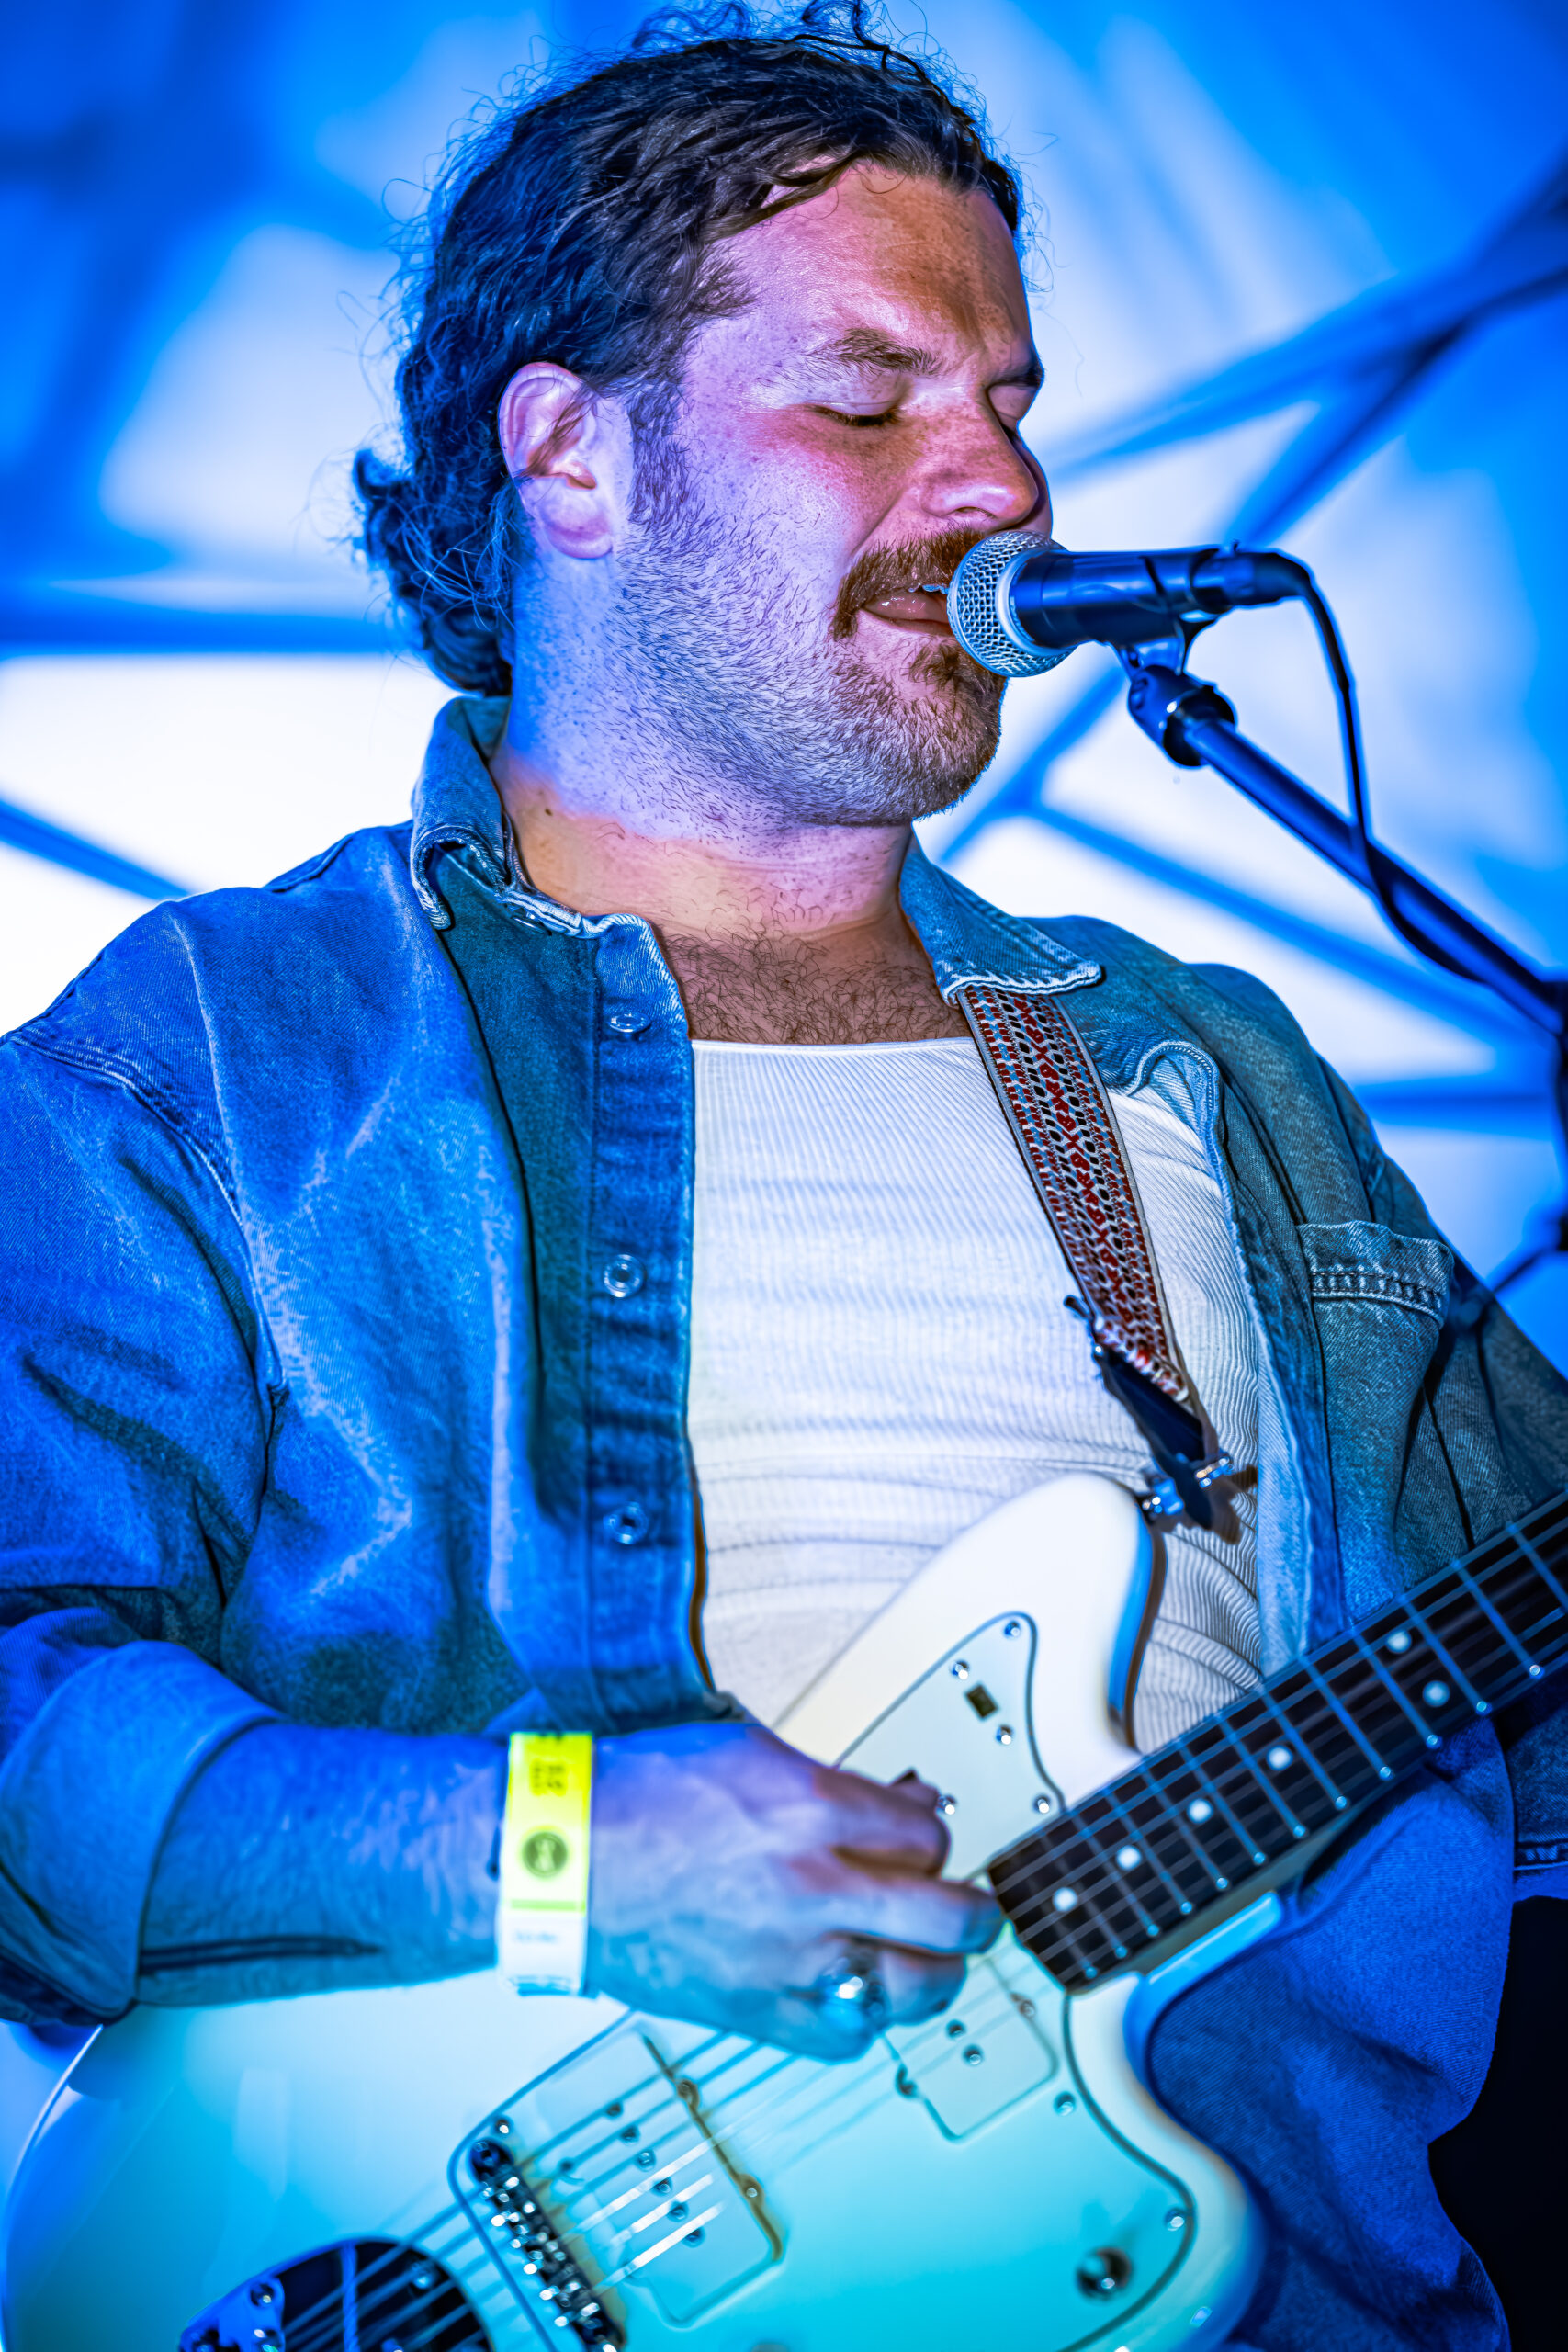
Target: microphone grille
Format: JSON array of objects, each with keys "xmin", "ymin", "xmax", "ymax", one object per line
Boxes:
[{"xmin": 948, "ymin": 531, "xmax": 1076, "ymax": 678}]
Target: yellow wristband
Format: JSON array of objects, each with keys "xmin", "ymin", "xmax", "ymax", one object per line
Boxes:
[{"xmin": 498, "ymin": 1732, "xmax": 594, "ymax": 1996}]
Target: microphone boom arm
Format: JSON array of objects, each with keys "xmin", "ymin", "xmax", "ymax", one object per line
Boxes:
[
  {"xmin": 1115, "ymin": 634, "xmax": 1568, "ymax": 1308},
  {"xmin": 1117, "ymin": 650, "xmax": 1568, "ymax": 1035}
]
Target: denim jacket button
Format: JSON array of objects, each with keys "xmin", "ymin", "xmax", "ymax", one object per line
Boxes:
[
  {"xmin": 601, "ymin": 1253, "xmax": 646, "ymax": 1299},
  {"xmin": 601, "ymin": 1501, "xmax": 650, "ymax": 1546},
  {"xmin": 606, "ymin": 1005, "xmax": 650, "ymax": 1036}
]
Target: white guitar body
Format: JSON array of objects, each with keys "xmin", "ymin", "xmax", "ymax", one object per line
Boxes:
[{"xmin": 1, "ymin": 1475, "xmax": 1271, "ymax": 2352}]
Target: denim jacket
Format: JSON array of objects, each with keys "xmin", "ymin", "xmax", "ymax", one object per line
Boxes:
[{"xmin": 2, "ymin": 694, "xmax": 1566, "ymax": 2038}]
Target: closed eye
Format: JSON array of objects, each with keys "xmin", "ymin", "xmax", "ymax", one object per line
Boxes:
[{"xmin": 818, "ymin": 406, "xmax": 899, "ymax": 430}]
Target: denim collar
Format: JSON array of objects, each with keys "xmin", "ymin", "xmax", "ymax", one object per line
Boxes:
[{"xmin": 409, "ymin": 695, "xmax": 1101, "ymax": 996}]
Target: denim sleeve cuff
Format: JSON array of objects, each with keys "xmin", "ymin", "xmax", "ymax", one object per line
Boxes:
[{"xmin": 0, "ymin": 1640, "xmax": 276, "ymax": 2018}]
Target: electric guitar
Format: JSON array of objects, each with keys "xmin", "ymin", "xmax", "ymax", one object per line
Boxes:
[{"xmin": 4, "ymin": 1471, "xmax": 1565, "ymax": 2352}]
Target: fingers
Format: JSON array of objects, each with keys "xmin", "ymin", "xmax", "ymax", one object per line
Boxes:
[
  {"xmin": 814, "ymin": 1759, "xmax": 952, "ymax": 1873},
  {"xmin": 789, "ymin": 1845, "xmax": 999, "ymax": 1957},
  {"xmin": 844, "ymin": 1868, "xmax": 1001, "ymax": 1958}
]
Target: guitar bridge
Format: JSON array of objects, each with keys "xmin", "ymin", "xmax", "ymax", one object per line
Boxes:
[{"xmin": 454, "ymin": 2023, "xmax": 781, "ymax": 2335}]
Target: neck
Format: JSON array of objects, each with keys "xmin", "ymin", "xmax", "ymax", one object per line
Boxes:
[{"xmin": 488, "ymin": 713, "xmax": 965, "ymax": 1046}]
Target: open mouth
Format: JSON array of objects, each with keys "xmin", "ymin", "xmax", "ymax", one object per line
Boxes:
[{"xmin": 861, "ymin": 580, "xmax": 953, "ymax": 633}]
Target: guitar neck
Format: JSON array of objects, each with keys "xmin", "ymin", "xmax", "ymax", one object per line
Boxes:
[{"xmin": 991, "ymin": 1488, "xmax": 1568, "ymax": 1991}]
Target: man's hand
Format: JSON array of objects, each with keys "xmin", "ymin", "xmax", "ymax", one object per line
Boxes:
[{"xmin": 585, "ymin": 1720, "xmax": 999, "ymax": 2060}]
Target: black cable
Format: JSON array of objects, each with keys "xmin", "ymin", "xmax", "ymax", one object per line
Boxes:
[{"xmin": 1300, "ymin": 575, "xmax": 1568, "ymax": 1308}]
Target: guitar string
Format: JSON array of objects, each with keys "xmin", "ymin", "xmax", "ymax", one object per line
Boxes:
[
  {"xmin": 276, "ymin": 1495, "xmax": 1568, "ymax": 2345},
  {"xmin": 990, "ymin": 1519, "xmax": 1568, "ymax": 1934},
  {"xmin": 994, "ymin": 1500, "xmax": 1568, "ymax": 1921},
  {"xmin": 992, "ymin": 1527, "xmax": 1568, "ymax": 1963},
  {"xmin": 1003, "ymin": 1494, "xmax": 1568, "ymax": 1922},
  {"xmin": 376, "ymin": 1974, "xmax": 1007, "ymax": 2344},
  {"xmin": 280, "ymin": 2214, "xmax": 490, "ymax": 2352},
  {"xmin": 278, "ymin": 2029, "xmax": 893, "ymax": 2352},
  {"xmin": 996, "ymin": 1605, "xmax": 1557, "ymax": 1956}
]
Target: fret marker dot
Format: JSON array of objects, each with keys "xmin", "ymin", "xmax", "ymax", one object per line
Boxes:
[
  {"xmin": 1422, "ymin": 1679, "xmax": 1450, "ymax": 1708},
  {"xmin": 1386, "ymin": 1629, "xmax": 1412, "ymax": 1655},
  {"xmin": 1266, "ymin": 1745, "xmax": 1292, "ymax": 1771},
  {"xmin": 1115, "ymin": 1845, "xmax": 1142, "ymax": 1871},
  {"xmin": 1187, "ymin": 1798, "xmax": 1214, "ymax": 1825},
  {"xmin": 1053, "ymin": 1887, "xmax": 1079, "ymax": 1913}
]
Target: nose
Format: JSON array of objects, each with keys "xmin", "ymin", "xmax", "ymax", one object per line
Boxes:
[{"xmin": 917, "ymin": 405, "xmax": 1049, "ymax": 537}]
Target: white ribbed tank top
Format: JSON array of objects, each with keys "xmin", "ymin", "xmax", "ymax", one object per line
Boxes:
[{"xmin": 687, "ymin": 1035, "xmax": 1261, "ymax": 1752}]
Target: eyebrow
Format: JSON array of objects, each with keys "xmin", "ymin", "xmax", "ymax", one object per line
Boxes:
[{"xmin": 805, "ymin": 329, "xmax": 1043, "ymax": 390}]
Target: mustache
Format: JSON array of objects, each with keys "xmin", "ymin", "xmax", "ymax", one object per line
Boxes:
[{"xmin": 830, "ymin": 529, "xmax": 992, "ymax": 642}]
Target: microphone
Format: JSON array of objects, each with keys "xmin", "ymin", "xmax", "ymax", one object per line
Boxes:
[{"xmin": 945, "ymin": 529, "xmax": 1311, "ymax": 677}]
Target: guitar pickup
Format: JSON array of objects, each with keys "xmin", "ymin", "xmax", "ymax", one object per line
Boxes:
[{"xmin": 886, "ymin": 1938, "xmax": 1060, "ymax": 2140}]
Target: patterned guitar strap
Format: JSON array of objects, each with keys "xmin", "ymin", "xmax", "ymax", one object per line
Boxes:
[{"xmin": 960, "ymin": 984, "xmax": 1237, "ymax": 1532}]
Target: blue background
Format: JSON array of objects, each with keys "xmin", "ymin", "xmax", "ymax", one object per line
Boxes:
[{"xmin": 3, "ymin": 0, "xmax": 1565, "ymax": 1363}]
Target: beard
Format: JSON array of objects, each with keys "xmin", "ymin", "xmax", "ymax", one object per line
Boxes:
[{"xmin": 602, "ymin": 437, "xmax": 1007, "ymax": 830}]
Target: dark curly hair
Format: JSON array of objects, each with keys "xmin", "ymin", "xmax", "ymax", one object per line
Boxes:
[{"xmin": 354, "ymin": 2, "xmax": 1023, "ymax": 694}]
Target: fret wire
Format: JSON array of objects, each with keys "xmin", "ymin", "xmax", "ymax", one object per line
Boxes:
[
  {"xmin": 1041, "ymin": 1782, "xmax": 1220, "ymax": 1928},
  {"xmin": 1294, "ymin": 1655, "xmax": 1399, "ymax": 1780},
  {"xmin": 1344, "ymin": 1624, "xmax": 1446, "ymax": 1748},
  {"xmin": 1395, "ymin": 1595, "xmax": 1492, "ymax": 1716},
  {"xmin": 1013, "ymin": 1833, "xmax": 1204, "ymax": 1953},
  {"xmin": 1300, "ymin": 1643, "xmax": 1413, "ymax": 1765},
  {"xmin": 1066, "ymin": 1815, "xmax": 1153, "ymax": 1955},
  {"xmin": 1427, "ymin": 1559, "xmax": 1535, "ymax": 1662},
  {"xmin": 1254, "ymin": 1685, "xmax": 1351, "ymax": 1815},
  {"xmin": 1268, "ymin": 1670, "xmax": 1381, "ymax": 1789},
  {"xmin": 1227, "ymin": 1722, "xmax": 1313, "ymax": 1841},
  {"xmin": 999, "ymin": 1654, "xmax": 1386, "ymax": 1927},
  {"xmin": 1028, "ymin": 1887, "xmax": 1100, "ymax": 1981},
  {"xmin": 1513, "ymin": 1522, "xmax": 1568, "ymax": 1614},
  {"xmin": 1474, "ymin": 1493, "xmax": 1568, "ymax": 1583},
  {"xmin": 1081, "ymin": 1755, "xmax": 1232, "ymax": 1898},
  {"xmin": 997, "ymin": 1835, "xmax": 1100, "ymax": 1958},
  {"xmin": 1008, "ymin": 1806, "xmax": 1187, "ymax": 1941},
  {"xmin": 1081, "ymin": 1784, "xmax": 1184, "ymax": 1933},
  {"xmin": 1455, "ymin": 1555, "xmax": 1545, "ymax": 1683},
  {"xmin": 1209, "ymin": 1703, "xmax": 1317, "ymax": 1839},
  {"xmin": 1119, "ymin": 1781, "xmax": 1221, "ymax": 1910},
  {"xmin": 1475, "ymin": 1548, "xmax": 1566, "ymax": 1657},
  {"xmin": 1003, "ymin": 1826, "xmax": 1143, "ymax": 1948},
  {"xmin": 1151, "ymin": 1740, "xmax": 1251, "ymax": 1887},
  {"xmin": 1453, "ymin": 1549, "xmax": 1568, "ymax": 1682},
  {"xmin": 1186, "ymin": 1724, "xmax": 1289, "ymax": 1861},
  {"xmin": 1148, "ymin": 1679, "xmax": 1379, "ymax": 1849}
]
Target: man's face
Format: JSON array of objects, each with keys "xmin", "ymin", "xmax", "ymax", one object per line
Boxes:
[{"xmin": 612, "ymin": 165, "xmax": 1049, "ymax": 827}]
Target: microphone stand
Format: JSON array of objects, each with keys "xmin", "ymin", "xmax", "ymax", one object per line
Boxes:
[{"xmin": 1115, "ymin": 634, "xmax": 1568, "ymax": 1310}]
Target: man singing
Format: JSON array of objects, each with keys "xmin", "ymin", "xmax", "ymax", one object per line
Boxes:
[{"xmin": 3, "ymin": 10, "xmax": 1565, "ymax": 2346}]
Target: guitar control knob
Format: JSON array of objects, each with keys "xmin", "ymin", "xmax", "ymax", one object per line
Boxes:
[{"xmin": 1075, "ymin": 2247, "xmax": 1133, "ymax": 2299}]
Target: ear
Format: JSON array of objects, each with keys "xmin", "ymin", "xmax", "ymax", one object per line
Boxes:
[{"xmin": 497, "ymin": 362, "xmax": 633, "ymax": 560}]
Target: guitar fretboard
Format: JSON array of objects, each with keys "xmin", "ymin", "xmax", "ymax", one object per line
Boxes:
[{"xmin": 990, "ymin": 1489, "xmax": 1568, "ymax": 1991}]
